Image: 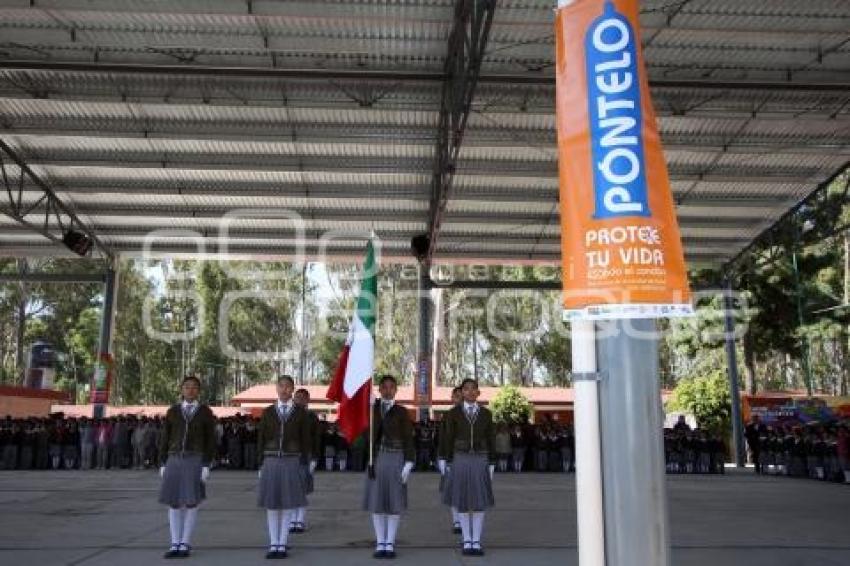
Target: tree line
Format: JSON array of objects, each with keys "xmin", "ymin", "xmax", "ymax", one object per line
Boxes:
[{"xmin": 0, "ymin": 173, "xmax": 847, "ymax": 405}]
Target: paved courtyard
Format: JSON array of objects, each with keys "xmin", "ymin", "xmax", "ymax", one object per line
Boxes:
[{"xmin": 0, "ymin": 469, "xmax": 847, "ymax": 566}]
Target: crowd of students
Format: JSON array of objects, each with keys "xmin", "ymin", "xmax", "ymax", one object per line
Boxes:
[
  {"xmin": 2, "ymin": 413, "xmax": 848, "ymax": 483},
  {"xmin": 0, "ymin": 413, "xmax": 710, "ymax": 476},
  {"xmin": 0, "ymin": 414, "xmax": 578, "ymax": 473},
  {"xmin": 745, "ymin": 416, "xmax": 850, "ymax": 483},
  {"xmin": 0, "ymin": 415, "xmax": 160, "ymax": 470},
  {"xmin": 663, "ymin": 418, "xmax": 727, "ymax": 474}
]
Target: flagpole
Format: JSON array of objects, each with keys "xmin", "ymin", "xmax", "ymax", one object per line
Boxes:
[
  {"xmin": 367, "ymin": 232, "xmax": 377, "ymax": 479},
  {"xmin": 368, "ymin": 379, "xmax": 375, "ymax": 478}
]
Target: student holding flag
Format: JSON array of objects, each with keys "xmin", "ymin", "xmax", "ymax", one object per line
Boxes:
[
  {"xmin": 325, "ymin": 238, "xmax": 415, "ymax": 558},
  {"xmin": 256, "ymin": 375, "xmax": 315, "ymax": 559},
  {"xmin": 158, "ymin": 375, "xmax": 216, "ymax": 559},
  {"xmin": 439, "ymin": 378, "xmax": 496, "ymax": 557}
]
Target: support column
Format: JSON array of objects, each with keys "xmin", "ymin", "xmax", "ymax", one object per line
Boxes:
[
  {"xmin": 597, "ymin": 319, "xmax": 670, "ymax": 566},
  {"xmin": 723, "ymin": 282, "xmax": 746, "ymax": 467},
  {"xmin": 14, "ymin": 258, "xmax": 28, "ymax": 384},
  {"xmin": 571, "ymin": 320, "xmax": 605, "ymax": 566},
  {"xmin": 93, "ymin": 268, "xmax": 117, "ymax": 418},
  {"xmin": 417, "ymin": 261, "xmax": 433, "ymax": 422},
  {"xmin": 430, "ymin": 286, "xmax": 444, "ymax": 421}
]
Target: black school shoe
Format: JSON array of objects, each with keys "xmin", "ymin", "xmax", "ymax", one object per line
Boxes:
[
  {"xmin": 163, "ymin": 544, "xmax": 181, "ymax": 559},
  {"xmin": 275, "ymin": 546, "xmax": 288, "ymax": 559},
  {"xmin": 461, "ymin": 541, "xmax": 473, "ymax": 556},
  {"xmin": 177, "ymin": 543, "xmax": 192, "ymax": 558},
  {"xmin": 384, "ymin": 544, "xmax": 396, "ymax": 559},
  {"xmin": 373, "ymin": 543, "xmax": 387, "ymax": 559},
  {"xmin": 471, "ymin": 542, "xmax": 485, "ymax": 556}
]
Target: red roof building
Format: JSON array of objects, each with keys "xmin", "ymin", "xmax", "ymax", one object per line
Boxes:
[{"xmin": 1, "ymin": 386, "xmax": 72, "ymax": 418}]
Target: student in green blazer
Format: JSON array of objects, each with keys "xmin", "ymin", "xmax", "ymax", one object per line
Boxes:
[
  {"xmin": 256, "ymin": 375, "xmax": 315, "ymax": 559},
  {"xmin": 158, "ymin": 375, "xmax": 216, "ymax": 559},
  {"xmin": 438, "ymin": 378, "xmax": 496, "ymax": 557}
]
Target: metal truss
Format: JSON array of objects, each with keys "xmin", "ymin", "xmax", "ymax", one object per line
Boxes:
[
  {"xmin": 426, "ymin": 0, "xmax": 497, "ymax": 261},
  {"xmin": 0, "ymin": 139, "xmax": 113, "ymax": 259}
]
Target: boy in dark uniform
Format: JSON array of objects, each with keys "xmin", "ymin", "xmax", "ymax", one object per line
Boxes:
[
  {"xmin": 256, "ymin": 375, "xmax": 315, "ymax": 559},
  {"xmin": 744, "ymin": 416, "xmax": 766, "ymax": 473},
  {"xmin": 291, "ymin": 387, "xmax": 321, "ymax": 533},
  {"xmin": 438, "ymin": 378, "xmax": 495, "ymax": 557},
  {"xmin": 158, "ymin": 375, "xmax": 216, "ymax": 559},
  {"xmin": 364, "ymin": 375, "xmax": 415, "ymax": 559},
  {"xmin": 439, "ymin": 386, "xmax": 463, "ymax": 534}
]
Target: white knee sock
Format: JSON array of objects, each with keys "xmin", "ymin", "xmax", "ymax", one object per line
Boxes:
[
  {"xmin": 460, "ymin": 513, "xmax": 472, "ymax": 546},
  {"xmin": 471, "ymin": 512, "xmax": 485, "ymax": 544},
  {"xmin": 295, "ymin": 506, "xmax": 307, "ymax": 525},
  {"xmin": 180, "ymin": 507, "xmax": 198, "ymax": 546},
  {"xmin": 386, "ymin": 515, "xmax": 400, "ymax": 546},
  {"xmin": 279, "ymin": 509, "xmax": 294, "ymax": 548},
  {"xmin": 168, "ymin": 508, "xmax": 183, "ymax": 545},
  {"xmin": 266, "ymin": 510, "xmax": 282, "ymax": 547},
  {"xmin": 372, "ymin": 513, "xmax": 387, "ymax": 545},
  {"xmin": 451, "ymin": 507, "xmax": 459, "ymax": 525}
]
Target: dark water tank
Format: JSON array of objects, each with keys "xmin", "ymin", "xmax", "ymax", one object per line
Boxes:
[{"xmin": 28, "ymin": 341, "xmax": 57, "ymax": 369}]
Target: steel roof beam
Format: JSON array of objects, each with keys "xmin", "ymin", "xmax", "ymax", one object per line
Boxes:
[
  {"xmin": 5, "ymin": 188, "xmax": 789, "ymax": 217},
  {"xmin": 2, "ymin": 60, "xmax": 849, "ymax": 93},
  {"xmin": 0, "ymin": 240, "xmax": 730, "ymax": 264},
  {"xmin": 426, "ymin": 0, "xmax": 497, "ymax": 261},
  {"xmin": 1, "ymin": 203, "xmax": 771, "ymax": 231},
  {"xmin": 8, "ymin": 155, "xmax": 832, "ymax": 183}
]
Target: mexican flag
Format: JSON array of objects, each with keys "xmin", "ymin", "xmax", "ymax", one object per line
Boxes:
[{"xmin": 326, "ymin": 239, "xmax": 377, "ymax": 443}]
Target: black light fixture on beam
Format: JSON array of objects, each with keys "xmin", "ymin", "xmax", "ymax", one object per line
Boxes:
[
  {"xmin": 62, "ymin": 229, "xmax": 93, "ymax": 257},
  {"xmin": 410, "ymin": 234, "xmax": 430, "ymax": 263}
]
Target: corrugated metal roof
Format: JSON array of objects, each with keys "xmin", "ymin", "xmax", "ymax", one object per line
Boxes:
[{"xmin": 0, "ymin": 0, "xmax": 848, "ymax": 265}]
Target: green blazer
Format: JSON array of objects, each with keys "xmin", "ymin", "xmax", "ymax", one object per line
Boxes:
[
  {"xmin": 256, "ymin": 403, "xmax": 313, "ymax": 465},
  {"xmin": 369, "ymin": 400, "xmax": 415, "ymax": 462},
  {"xmin": 159, "ymin": 403, "xmax": 217, "ymax": 466},
  {"xmin": 438, "ymin": 404, "xmax": 496, "ymax": 464}
]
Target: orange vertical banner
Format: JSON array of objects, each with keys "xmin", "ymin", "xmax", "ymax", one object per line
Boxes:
[{"xmin": 556, "ymin": 0, "xmax": 692, "ymax": 320}]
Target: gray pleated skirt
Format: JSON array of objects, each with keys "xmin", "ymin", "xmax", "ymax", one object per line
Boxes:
[
  {"xmin": 159, "ymin": 453, "xmax": 205, "ymax": 507},
  {"xmin": 302, "ymin": 463, "xmax": 314, "ymax": 494},
  {"xmin": 258, "ymin": 455, "xmax": 308, "ymax": 510},
  {"xmin": 438, "ymin": 467, "xmax": 447, "ymax": 493},
  {"xmin": 439, "ymin": 467, "xmax": 453, "ymax": 506},
  {"xmin": 363, "ymin": 450, "xmax": 407, "ymax": 514},
  {"xmin": 445, "ymin": 453, "xmax": 494, "ymax": 512}
]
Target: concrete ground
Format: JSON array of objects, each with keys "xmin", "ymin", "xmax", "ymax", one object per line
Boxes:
[{"xmin": 0, "ymin": 468, "xmax": 847, "ymax": 566}]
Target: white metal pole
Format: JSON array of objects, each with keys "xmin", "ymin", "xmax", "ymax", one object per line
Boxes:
[
  {"xmin": 571, "ymin": 319, "xmax": 605, "ymax": 566},
  {"xmin": 556, "ymin": 2, "xmax": 604, "ymax": 563}
]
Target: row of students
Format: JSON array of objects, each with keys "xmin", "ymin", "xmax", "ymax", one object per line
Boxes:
[
  {"xmin": 745, "ymin": 417, "xmax": 850, "ymax": 482},
  {"xmin": 156, "ymin": 374, "xmax": 497, "ymax": 560}
]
